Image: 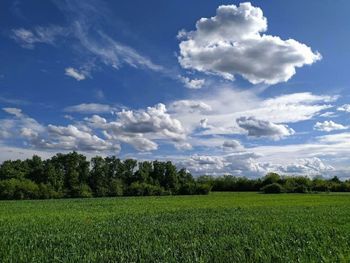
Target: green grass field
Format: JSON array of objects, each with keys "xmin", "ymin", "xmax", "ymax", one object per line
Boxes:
[{"xmin": 1, "ymin": 193, "xmax": 350, "ymax": 262}]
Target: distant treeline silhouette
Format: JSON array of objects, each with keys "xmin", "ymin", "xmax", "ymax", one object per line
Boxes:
[
  {"xmin": 198, "ymin": 173, "xmax": 350, "ymax": 193},
  {"xmin": 0, "ymin": 152, "xmax": 349, "ymax": 199}
]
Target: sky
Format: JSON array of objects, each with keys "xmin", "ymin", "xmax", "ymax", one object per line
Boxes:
[{"xmin": 1, "ymin": 0, "xmax": 350, "ymax": 178}]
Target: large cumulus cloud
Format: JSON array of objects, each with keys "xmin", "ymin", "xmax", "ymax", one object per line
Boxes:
[{"xmin": 178, "ymin": 2, "xmax": 321, "ymax": 84}]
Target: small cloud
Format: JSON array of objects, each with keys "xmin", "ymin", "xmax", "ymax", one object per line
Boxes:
[
  {"xmin": 95, "ymin": 89, "xmax": 105, "ymax": 100},
  {"xmin": 314, "ymin": 120, "xmax": 347, "ymax": 132},
  {"xmin": 3, "ymin": 107, "xmax": 23, "ymax": 117},
  {"xmin": 337, "ymin": 104, "xmax": 350, "ymax": 112},
  {"xmin": 319, "ymin": 111, "xmax": 337, "ymax": 118},
  {"xmin": 65, "ymin": 67, "xmax": 86, "ymax": 81},
  {"xmin": 223, "ymin": 139, "xmax": 242, "ymax": 150},
  {"xmin": 200, "ymin": 118, "xmax": 208, "ymax": 129},
  {"xmin": 170, "ymin": 100, "xmax": 212, "ymax": 113},
  {"xmin": 179, "ymin": 76, "xmax": 205, "ymax": 89},
  {"xmin": 64, "ymin": 103, "xmax": 115, "ymax": 114},
  {"xmin": 63, "ymin": 114, "xmax": 74, "ymax": 120}
]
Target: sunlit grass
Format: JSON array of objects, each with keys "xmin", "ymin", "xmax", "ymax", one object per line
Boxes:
[{"xmin": 1, "ymin": 192, "xmax": 350, "ymax": 262}]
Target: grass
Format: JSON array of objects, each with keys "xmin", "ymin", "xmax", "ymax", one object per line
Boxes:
[{"xmin": 0, "ymin": 192, "xmax": 350, "ymax": 262}]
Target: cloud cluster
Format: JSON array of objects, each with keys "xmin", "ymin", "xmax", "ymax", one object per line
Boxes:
[
  {"xmin": 179, "ymin": 152, "xmax": 332, "ymax": 177},
  {"xmin": 314, "ymin": 120, "xmax": 347, "ymax": 132},
  {"xmin": 86, "ymin": 103, "xmax": 188, "ymax": 151},
  {"xmin": 1, "ymin": 107, "xmax": 120, "ymax": 153},
  {"xmin": 178, "ymin": 2, "xmax": 321, "ymax": 84},
  {"xmin": 1, "ymin": 104, "xmax": 188, "ymax": 153},
  {"xmin": 170, "ymin": 88, "xmax": 335, "ymax": 137},
  {"xmin": 276, "ymin": 157, "xmax": 334, "ymax": 175}
]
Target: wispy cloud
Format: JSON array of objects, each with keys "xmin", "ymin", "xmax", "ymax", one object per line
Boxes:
[
  {"xmin": 11, "ymin": 26, "xmax": 68, "ymax": 49},
  {"xmin": 64, "ymin": 103, "xmax": 116, "ymax": 114}
]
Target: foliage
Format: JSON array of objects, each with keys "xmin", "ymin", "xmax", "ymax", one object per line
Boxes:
[
  {"xmin": 198, "ymin": 174, "xmax": 350, "ymax": 194},
  {"xmin": 1, "ymin": 153, "xmax": 350, "ymax": 199},
  {"xmin": 260, "ymin": 183, "xmax": 284, "ymax": 193},
  {"xmin": 0, "ymin": 152, "xmax": 207, "ymax": 199}
]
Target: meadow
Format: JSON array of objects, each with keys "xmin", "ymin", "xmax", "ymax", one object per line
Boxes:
[{"xmin": 0, "ymin": 192, "xmax": 350, "ymax": 262}]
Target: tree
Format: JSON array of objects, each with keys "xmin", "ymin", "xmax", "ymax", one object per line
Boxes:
[
  {"xmin": 25, "ymin": 155, "xmax": 44, "ymax": 184},
  {"xmin": 262, "ymin": 173, "xmax": 281, "ymax": 186}
]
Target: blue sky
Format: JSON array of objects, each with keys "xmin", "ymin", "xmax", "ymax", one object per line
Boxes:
[{"xmin": 1, "ymin": 0, "xmax": 350, "ymax": 178}]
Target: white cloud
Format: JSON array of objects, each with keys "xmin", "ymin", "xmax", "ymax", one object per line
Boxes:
[
  {"xmin": 177, "ymin": 151, "xmax": 333, "ymax": 177},
  {"xmin": 65, "ymin": 67, "xmax": 86, "ymax": 81},
  {"xmin": 3, "ymin": 107, "xmax": 24, "ymax": 117},
  {"xmin": 72, "ymin": 21, "xmax": 164, "ymax": 73},
  {"xmin": 199, "ymin": 118, "xmax": 209, "ymax": 129},
  {"xmin": 179, "ymin": 76, "xmax": 205, "ymax": 89},
  {"xmin": 170, "ymin": 88, "xmax": 335, "ymax": 136},
  {"xmin": 11, "ymin": 26, "xmax": 67, "ymax": 49},
  {"xmin": 317, "ymin": 132, "xmax": 350, "ymax": 144},
  {"xmin": 178, "ymin": 2, "xmax": 321, "ymax": 84},
  {"xmin": 1, "ymin": 108, "xmax": 119, "ymax": 153},
  {"xmin": 64, "ymin": 103, "xmax": 115, "ymax": 114},
  {"xmin": 11, "ymin": 1, "xmax": 165, "ymax": 78},
  {"xmin": 85, "ymin": 103, "xmax": 188, "ymax": 151},
  {"xmin": 236, "ymin": 116, "xmax": 295, "ymax": 140},
  {"xmin": 222, "ymin": 139, "xmax": 242, "ymax": 150},
  {"xmin": 337, "ymin": 104, "xmax": 350, "ymax": 112},
  {"xmin": 314, "ymin": 120, "xmax": 347, "ymax": 132},
  {"xmin": 178, "ymin": 152, "xmax": 266, "ymax": 177},
  {"xmin": 169, "ymin": 100, "xmax": 212, "ymax": 113},
  {"xmin": 44, "ymin": 124, "xmax": 120, "ymax": 152},
  {"xmin": 276, "ymin": 157, "xmax": 334, "ymax": 175},
  {"xmin": 319, "ymin": 111, "xmax": 337, "ymax": 118}
]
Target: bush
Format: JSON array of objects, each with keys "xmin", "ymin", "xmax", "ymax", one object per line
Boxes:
[
  {"xmin": 0, "ymin": 179, "xmax": 39, "ymax": 199},
  {"xmin": 195, "ymin": 183, "xmax": 212, "ymax": 195},
  {"xmin": 127, "ymin": 182, "xmax": 165, "ymax": 196},
  {"xmin": 260, "ymin": 183, "xmax": 284, "ymax": 194},
  {"xmin": 38, "ymin": 183, "xmax": 60, "ymax": 199},
  {"xmin": 79, "ymin": 184, "xmax": 93, "ymax": 198},
  {"xmin": 177, "ymin": 182, "xmax": 197, "ymax": 195},
  {"xmin": 294, "ymin": 185, "xmax": 308, "ymax": 193}
]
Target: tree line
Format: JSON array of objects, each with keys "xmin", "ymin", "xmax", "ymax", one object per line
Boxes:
[
  {"xmin": 0, "ymin": 152, "xmax": 211, "ymax": 200},
  {"xmin": 1, "ymin": 152, "xmax": 349, "ymax": 199},
  {"xmin": 198, "ymin": 173, "xmax": 350, "ymax": 193}
]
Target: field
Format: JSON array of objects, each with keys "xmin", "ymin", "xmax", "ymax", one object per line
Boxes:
[{"xmin": 0, "ymin": 193, "xmax": 350, "ymax": 262}]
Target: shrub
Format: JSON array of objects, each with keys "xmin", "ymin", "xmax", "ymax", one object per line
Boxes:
[
  {"xmin": 261, "ymin": 183, "xmax": 284, "ymax": 194},
  {"xmin": 127, "ymin": 182, "xmax": 165, "ymax": 196},
  {"xmin": 294, "ymin": 185, "xmax": 308, "ymax": 193},
  {"xmin": 38, "ymin": 183, "xmax": 60, "ymax": 199},
  {"xmin": 0, "ymin": 179, "xmax": 39, "ymax": 199},
  {"xmin": 195, "ymin": 183, "xmax": 212, "ymax": 195},
  {"xmin": 177, "ymin": 182, "xmax": 197, "ymax": 195},
  {"xmin": 108, "ymin": 179, "xmax": 124, "ymax": 197},
  {"xmin": 79, "ymin": 184, "xmax": 93, "ymax": 198}
]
